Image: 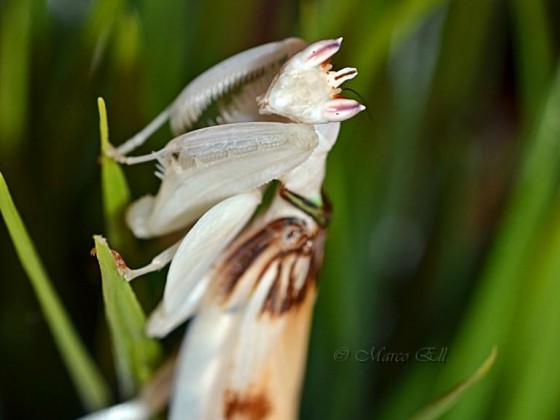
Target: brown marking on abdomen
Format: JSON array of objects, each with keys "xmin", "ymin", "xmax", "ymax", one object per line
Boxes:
[
  {"xmin": 224, "ymin": 389, "xmax": 272, "ymax": 420},
  {"xmin": 214, "ymin": 217, "xmax": 327, "ymax": 317},
  {"xmin": 262, "ymin": 228, "xmax": 326, "ymax": 316},
  {"xmin": 217, "ymin": 218, "xmax": 308, "ymax": 297}
]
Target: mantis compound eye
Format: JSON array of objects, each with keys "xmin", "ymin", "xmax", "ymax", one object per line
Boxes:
[{"xmin": 258, "ymin": 38, "xmax": 365, "ymax": 124}]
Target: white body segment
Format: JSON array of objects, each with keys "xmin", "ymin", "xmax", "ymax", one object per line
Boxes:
[{"xmin": 92, "ymin": 37, "xmax": 364, "ymax": 420}]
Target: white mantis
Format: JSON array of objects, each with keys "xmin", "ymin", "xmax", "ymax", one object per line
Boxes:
[{"xmin": 98, "ymin": 37, "xmax": 364, "ymax": 419}]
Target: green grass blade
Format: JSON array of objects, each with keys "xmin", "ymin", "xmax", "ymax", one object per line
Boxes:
[
  {"xmin": 0, "ymin": 0, "xmax": 32, "ymax": 152},
  {"xmin": 83, "ymin": 0, "xmax": 126, "ymax": 46},
  {"xmin": 299, "ymin": 0, "xmax": 320, "ymax": 40},
  {"xmin": 351, "ymin": 0, "xmax": 448, "ymax": 87},
  {"xmin": 429, "ymin": 0, "xmax": 499, "ymax": 113},
  {"xmin": 508, "ymin": 0, "xmax": 553, "ymax": 120},
  {"xmin": 435, "ymin": 60, "xmax": 560, "ymax": 419},
  {"xmin": 0, "ymin": 173, "xmax": 110, "ymax": 410},
  {"xmin": 502, "ymin": 199, "xmax": 560, "ymax": 419},
  {"xmin": 94, "ymin": 235, "xmax": 162, "ymax": 398},
  {"xmin": 98, "ymin": 97, "xmax": 134, "ymax": 250},
  {"xmin": 304, "ymin": 0, "xmax": 364, "ymax": 38},
  {"xmin": 411, "ymin": 347, "xmax": 497, "ymax": 420}
]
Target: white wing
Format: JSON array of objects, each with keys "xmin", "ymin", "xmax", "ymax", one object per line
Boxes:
[
  {"xmin": 146, "ymin": 191, "xmax": 262, "ymax": 337},
  {"xmin": 169, "ymin": 212, "xmax": 325, "ymax": 420},
  {"xmin": 126, "ymin": 122, "xmax": 319, "ymax": 238}
]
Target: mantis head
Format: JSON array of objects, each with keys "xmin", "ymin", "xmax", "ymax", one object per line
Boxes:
[{"xmin": 258, "ymin": 38, "xmax": 365, "ymax": 124}]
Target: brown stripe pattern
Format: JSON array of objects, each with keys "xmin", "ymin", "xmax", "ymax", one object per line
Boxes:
[{"xmin": 215, "ymin": 217, "xmax": 326, "ymax": 316}]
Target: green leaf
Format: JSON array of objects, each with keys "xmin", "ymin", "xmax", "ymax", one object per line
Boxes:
[
  {"xmin": 83, "ymin": 0, "xmax": 126, "ymax": 46},
  {"xmin": 351, "ymin": 0, "xmax": 449, "ymax": 88},
  {"xmin": 508, "ymin": 0, "xmax": 554, "ymax": 121},
  {"xmin": 0, "ymin": 0, "xmax": 32, "ymax": 152},
  {"xmin": 502, "ymin": 197, "xmax": 560, "ymax": 420},
  {"xmin": 434, "ymin": 60, "xmax": 560, "ymax": 420},
  {"xmin": 98, "ymin": 97, "xmax": 134, "ymax": 250},
  {"xmin": 94, "ymin": 235, "xmax": 162, "ymax": 397},
  {"xmin": 0, "ymin": 173, "xmax": 110, "ymax": 410},
  {"xmin": 411, "ymin": 347, "xmax": 497, "ymax": 420}
]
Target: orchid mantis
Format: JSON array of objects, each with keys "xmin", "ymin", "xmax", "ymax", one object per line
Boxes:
[{"xmin": 103, "ymin": 37, "xmax": 364, "ymax": 419}]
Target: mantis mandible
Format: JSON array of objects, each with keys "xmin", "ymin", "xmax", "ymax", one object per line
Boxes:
[{"xmin": 104, "ymin": 37, "xmax": 364, "ymax": 419}]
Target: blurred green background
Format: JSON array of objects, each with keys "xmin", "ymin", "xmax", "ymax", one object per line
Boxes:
[{"xmin": 1, "ymin": 0, "xmax": 560, "ymax": 418}]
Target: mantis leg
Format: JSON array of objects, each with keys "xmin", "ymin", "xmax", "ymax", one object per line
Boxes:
[
  {"xmin": 120, "ymin": 240, "xmax": 182, "ymax": 281},
  {"xmin": 107, "ymin": 38, "xmax": 306, "ymax": 163},
  {"xmin": 279, "ymin": 184, "xmax": 332, "ymax": 227},
  {"xmin": 107, "ymin": 107, "xmax": 170, "ymax": 161}
]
